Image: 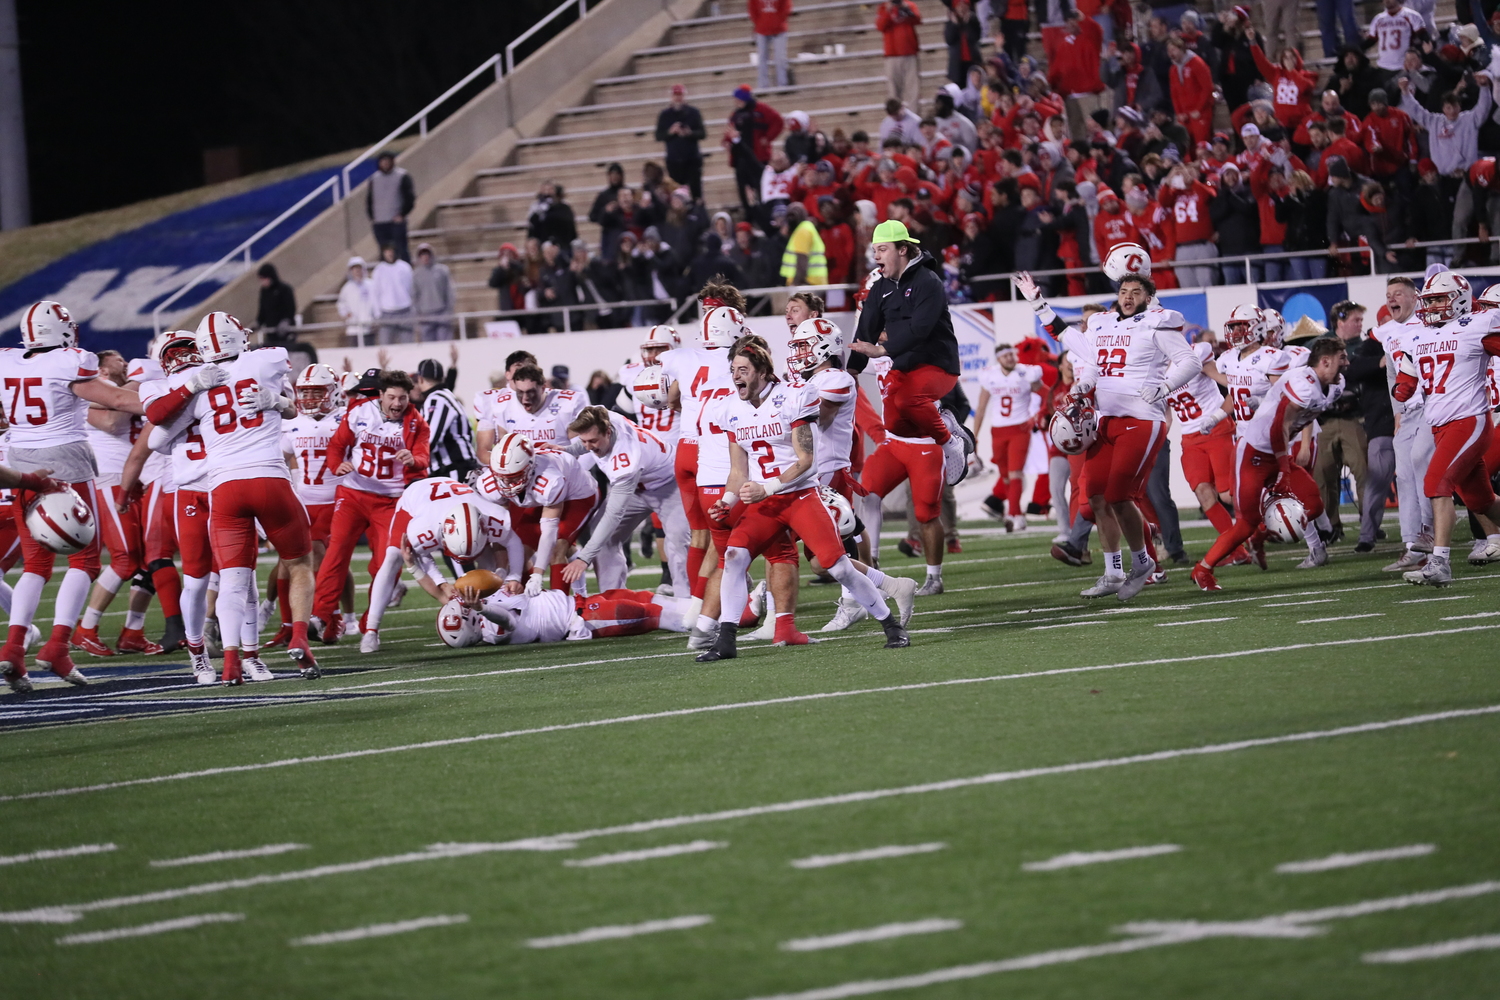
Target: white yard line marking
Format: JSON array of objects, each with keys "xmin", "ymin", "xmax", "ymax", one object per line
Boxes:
[
  {"xmin": 791, "ymin": 843, "xmax": 947, "ymax": 869},
  {"xmin": 1443, "ymin": 611, "xmax": 1500, "ymax": 620},
  {"xmin": 1298, "ymin": 613, "xmax": 1386, "ymax": 624},
  {"xmin": 909, "ymin": 608, "xmax": 971, "ymax": 616},
  {"xmin": 290, "ymin": 913, "xmax": 468, "ymax": 946},
  {"xmin": 525, "ymin": 914, "xmax": 712, "ymax": 948},
  {"xmin": 735, "ymin": 881, "xmax": 1500, "ymax": 1000},
  {"xmin": 1364, "ymin": 933, "xmax": 1500, "ymax": 963},
  {"xmin": 7, "ymin": 625, "xmax": 1498, "ymax": 805},
  {"xmin": 0, "ymin": 843, "xmax": 116, "ymax": 866},
  {"xmin": 7, "ymin": 706, "xmax": 1497, "ymax": 924},
  {"xmin": 1007, "ymin": 606, "xmax": 1082, "ymax": 614},
  {"xmin": 150, "ymin": 843, "xmax": 309, "ymax": 868},
  {"xmin": 1262, "ymin": 599, "xmax": 1337, "ymax": 608},
  {"xmin": 1154, "ymin": 618, "xmax": 1235, "ymax": 627},
  {"xmin": 1398, "ymin": 595, "xmax": 1473, "ymax": 604},
  {"xmin": 1029, "ymin": 621, "xmax": 1108, "ymax": 630},
  {"xmin": 56, "ymin": 913, "xmax": 243, "ymax": 945},
  {"xmin": 1275, "ymin": 844, "xmax": 1435, "ymax": 873},
  {"xmin": 781, "ymin": 919, "xmax": 962, "ymax": 952},
  {"xmin": 1022, "ymin": 845, "xmax": 1181, "ymax": 871},
  {"xmin": 563, "ymin": 840, "xmax": 725, "ymax": 867}
]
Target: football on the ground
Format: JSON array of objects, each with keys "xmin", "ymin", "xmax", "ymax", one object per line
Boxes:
[{"xmin": 455, "ymin": 568, "xmax": 504, "ymax": 597}]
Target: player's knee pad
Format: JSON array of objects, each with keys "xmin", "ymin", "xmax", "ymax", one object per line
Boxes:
[
  {"xmin": 146, "ymin": 557, "xmax": 176, "ymax": 577},
  {"xmin": 130, "ymin": 568, "xmax": 157, "ymax": 595}
]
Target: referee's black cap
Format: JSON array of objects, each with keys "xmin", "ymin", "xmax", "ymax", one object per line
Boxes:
[{"xmin": 417, "ymin": 359, "xmax": 445, "ymax": 382}]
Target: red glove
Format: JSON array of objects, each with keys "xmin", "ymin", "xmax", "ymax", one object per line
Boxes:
[
  {"xmin": 707, "ymin": 501, "xmax": 733, "ymax": 527},
  {"xmin": 16, "ymin": 473, "xmax": 65, "ymax": 495},
  {"xmin": 1275, "ymin": 453, "xmax": 1293, "ymax": 478}
]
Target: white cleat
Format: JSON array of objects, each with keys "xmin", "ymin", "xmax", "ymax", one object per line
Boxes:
[
  {"xmin": 914, "ymin": 576, "xmax": 944, "ymax": 597},
  {"xmin": 56, "ymin": 667, "xmax": 89, "ymax": 687},
  {"xmin": 387, "ymin": 581, "xmax": 408, "ymax": 609},
  {"xmin": 242, "ymin": 655, "xmax": 275, "ymax": 682},
  {"xmin": 1005, "ymin": 514, "xmax": 1029, "ymax": 533},
  {"xmin": 938, "ymin": 409, "xmax": 974, "ymax": 486},
  {"xmin": 1383, "ymin": 550, "xmax": 1427, "ymax": 572},
  {"xmin": 257, "ymin": 598, "xmax": 274, "ymax": 632},
  {"xmin": 747, "ymin": 590, "xmax": 776, "ymax": 640},
  {"xmin": 745, "ymin": 580, "xmax": 768, "ymax": 624},
  {"xmin": 687, "ymin": 624, "xmax": 718, "ymax": 651},
  {"xmin": 343, "ymin": 616, "xmax": 360, "ymax": 636},
  {"xmin": 23, "ymin": 623, "xmax": 40, "ymax": 652},
  {"xmin": 820, "ymin": 597, "xmax": 869, "ymax": 632},
  {"xmin": 878, "ymin": 575, "xmax": 918, "ymax": 627},
  {"xmin": 654, "ymin": 583, "xmax": 675, "ymax": 596},
  {"xmin": 1411, "ymin": 533, "xmax": 1434, "ymax": 554},
  {"xmin": 1404, "ymin": 556, "xmax": 1452, "ymax": 587},
  {"xmin": 1296, "ymin": 542, "xmax": 1328, "ymax": 569},
  {"xmin": 190, "ymin": 649, "xmax": 217, "ymax": 686},
  {"xmin": 1081, "ymin": 574, "xmax": 1124, "ymax": 598},
  {"xmin": 1468, "ymin": 538, "xmax": 1500, "ymax": 566},
  {"xmin": 1117, "ymin": 558, "xmax": 1158, "ymax": 601},
  {"xmin": 360, "ymin": 630, "xmax": 381, "ymax": 653}
]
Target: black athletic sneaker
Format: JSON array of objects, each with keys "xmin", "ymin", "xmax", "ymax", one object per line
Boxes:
[
  {"xmin": 982, "ymin": 495, "xmax": 1005, "ymax": 520},
  {"xmin": 695, "ymin": 624, "xmax": 737, "ymax": 662},
  {"xmin": 881, "ymin": 617, "xmax": 910, "ymax": 648}
]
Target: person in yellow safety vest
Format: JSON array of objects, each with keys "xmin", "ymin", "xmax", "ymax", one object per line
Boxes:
[{"xmin": 779, "ymin": 203, "xmax": 828, "ymax": 285}]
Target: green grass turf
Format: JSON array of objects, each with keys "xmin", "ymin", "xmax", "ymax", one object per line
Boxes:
[{"xmin": 2, "ymin": 515, "xmax": 1498, "ymax": 999}]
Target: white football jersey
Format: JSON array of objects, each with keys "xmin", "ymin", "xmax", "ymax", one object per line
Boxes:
[
  {"xmin": 128, "ymin": 357, "xmax": 170, "ymax": 487},
  {"xmin": 140, "ymin": 371, "xmax": 210, "ymax": 493},
  {"xmin": 1243, "ymin": 366, "xmax": 1345, "ymax": 455},
  {"xmin": 86, "ymin": 409, "xmax": 144, "ymax": 482},
  {"xmin": 693, "ymin": 372, "xmax": 739, "ymax": 486},
  {"xmin": 337, "ymin": 398, "xmax": 413, "ymax": 497},
  {"xmin": 397, "ymin": 477, "xmax": 514, "ymax": 570},
  {"xmin": 1217, "ymin": 344, "xmax": 1287, "ymax": 425},
  {"xmin": 577, "ymin": 411, "xmax": 675, "ymax": 491},
  {"xmin": 798, "ymin": 367, "xmax": 857, "ymax": 477},
  {"xmin": 1369, "ymin": 7, "xmax": 1424, "ymax": 71},
  {"xmin": 1165, "ymin": 343, "xmax": 1228, "ymax": 434},
  {"xmin": 1282, "ymin": 344, "xmax": 1310, "ymax": 368},
  {"xmin": 1375, "ymin": 315, "xmax": 1426, "ymax": 415},
  {"xmin": 0, "ymin": 430, "xmax": 11, "ymax": 507},
  {"xmin": 978, "ymin": 361, "xmax": 1042, "ymax": 428},
  {"xmin": 188, "ymin": 347, "xmax": 293, "ymax": 490},
  {"xmin": 476, "ymin": 447, "xmax": 597, "ymax": 509},
  {"xmin": 0, "ymin": 346, "xmax": 100, "ymax": 448},
  {"xmin": 281, "ymin": 412, "xmax": 346, "ymax": 505},
  {"xmin": 1399, "ymin": 311, "xmax": 1500, "ymax": 427},
  {"xmin": 659, "ymin": 345, "xmax": 731, "ymax": 445},
  {"xmin": 1073, "ymin": 305, "xmax": 1193, "ymax": 420},
  {"xmin": 482, "ymin": 589, "xmax": 582, "ymax": 644},
  {"xmin": 473, "ymin": 386, "xmax": 585, "ymax": 445},
  {"xmin": 723, "ymin": 382, "xmax": 820, "ymax": 492}
]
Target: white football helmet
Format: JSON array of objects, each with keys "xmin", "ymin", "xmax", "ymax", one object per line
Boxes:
[
  {"xmin": 1260, "ymin": 308, "xmax": 1286, "ymax": 348},
  {"xmin": 1048, "ymin": 398, "xmax": 1098, "ymax": 455},
  {"xmin": 641, "ymin": 324, "xmax": 680, "ymax": 359},
  {"xmin": 294, "ymin": 364, "xmax": 339, "ymax": 415},
  {"xmin": 436, "ymin": 599, "xmax": 484, "ymax": 648},
  {"xmin": 195, "ymin": 311, "xmax": 249, "ymax": 362},
  {"xmin": 1102, "ymin": 242, "xmax": 1151, "ymax": 283},
  {"xmin": 787, "ymin": 317, "xmax": 841, "ymax": 375},
  {"xmin": 1223, "ymin": 304, "xmax": 1266, "ymax": 349},
  {"xmin": 24, "ymin": 488, "xmax": 97, "ymax": 555},
  {"xmin": 818, "ymin": 486, "xmax": 858, "ymax": 538},
  {"xmin": 489, "ymin": 432, "xmax": 537, "ymax": 500},
  {"xmin": 19, "ymin": 300, "xmax": 78, "ymax": 350},
  {"xmin": 441, "ymin": 503, "xmax": 489, "ymax": 560},
  {"xmin": 158, "ymin": 333, "xmax": 202, "ymax": 376},
  {"xmin": 701, "ymin": 305, "xmax": 746, "ymax": 349},
  {"xmin": 1476, "ymin": 282, "xmax": 1500, "ymax": 312},
  {"xmin": 338, "ymin": 371, "xmax": 362, "ymax": 397},
  {"xmin": 1263, "ymin": 494, "xmax": 1309, "ymax": 543},
  {"xmin": 633, "ymin": 364, "xmax": 672, "ymax": 410},
  {"xmin": 1418, "ymin": 270, "xmax": 1472, "ymax": 327}
]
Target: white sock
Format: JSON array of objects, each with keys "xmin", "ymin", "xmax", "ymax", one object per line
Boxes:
[
  {"xmin": 0, "ymin": 579, "xmax": 11, "ymax": 615},
  {"xmin": 217, "ymin": 567, "xmax": 256, "ymax": 653},
  {"xmin": 1130, "ymin": 549, "xmax": 1151, "ymax": 571},
  {"xmin": 1313, "ymin": 513, "xmax": 1331, "ymax": 532},
  {"xmin": 864, "ymin": 568, "xmax": 886, "ymax": 587},
  {"xmin": 1489, "ymin": 534, "xmax": 1500, "ymax": 543},
  {"xmin": 7, "ymin": 572, "xmax": 43, "ymax": 630},
  {"xmin": 1104, "ymin": 551, "xmax": 1124, "ymax": 578},
  {"xmin": 717, "ymin": 548, "xmax": 751, "ymax": 625},
  {"xmin": 1433, "ymin": 545, "xmax": 1451, "ymax": 560},
  {"xmin": 829, "ymin": 556, "xmax": 890, "ymax": 621},
  {"xmin": 54, "ymin": 568, "xmax": 93, "ymax": 630},
  {"xmin": 241, "ymin": 590, "xmax": 259, "ymax": 650},
  {"xmin": 925, "ymin": 564, "xmax": 941, "ymax": 580},
  {"xmin": 125, "ymin": 611, "xmax": 146, "ymax": 630},
  {"xmin": 696, "ymin": 614, "xmax": 717, "ymax": 633},
  {"xmin": 81, "ymin": 606, "xmax": 104, "ymax": 629},
  {"xmin": 182, "ymin": 574, "xmax": 209, "ymax": 644}
]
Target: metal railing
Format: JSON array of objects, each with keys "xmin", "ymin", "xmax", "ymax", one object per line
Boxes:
[
  {"xmin": 666, "ymin": 281, "xmax": 860, "ymax": 324},
  {"xmin": 152, "ymin": 0, "xmax": 592, "ymax": 336},
  {"xmin": 287, "ymin": 296, "xmax": 678, "ymax": 341}
]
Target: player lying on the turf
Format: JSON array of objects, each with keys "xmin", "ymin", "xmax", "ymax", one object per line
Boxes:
[{"xmin": 436, "ymin": 568, "xmax": 691, "ymax": 646}]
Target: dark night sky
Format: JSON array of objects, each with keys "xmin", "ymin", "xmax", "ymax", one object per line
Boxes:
[{"xmin": 17, "ymin": 0, "xmax": 555, "ymax": 223}]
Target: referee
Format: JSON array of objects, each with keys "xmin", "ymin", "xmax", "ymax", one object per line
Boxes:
[{"xmin": 414, "ymin": 358, "xmax": 479, "ymax": 481}]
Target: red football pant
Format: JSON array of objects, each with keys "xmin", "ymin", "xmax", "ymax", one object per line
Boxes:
[
  {"xmin": 710, "ymin": 489, "xmax": 796, "ymax": 567},
  {"xmin": 576, "ymin": 589, "xmax": 662, "ymax": 636},
  {"xmin": 210, "ymin": 478, "xmax": 312, "ymax": 570},
  {"xmin": 674, "ymin": 441, "xmax": 710, "ymax": 531},
  {"xmin": 1203, "ymin": 441, "xmax": 1323, "ymax": 567},
  {"xmin": 861, "ymin": 437, "xmax": 945, "ymax": 522},
  {"xmin": 1426, "ymin": 414, "xmax": 1496, "ymax": 510},
  {"xmin": 311, "ymin": 486, "xmax": 393, "ymax": 620},
  {"xmin": 175, "ymin": 490, "xmax": 213, "ymax": 577},
  {"xmin": 1083, "ymin": 417, "xmax": 1166, "ymax": 505},
  {"xmin": 990, "ymin": 423, "xmax": 1030, "ymax": 513},
  {"xmin": 727, "ymin": 487, "xmax": 846, "ymax": 568},
  {"xmin": 0, "ymin": 513, "xmax": 19, "ymax": 573},
  {"xmin": 855, "ymin": 383, "xmax": 886, "ymax": 452},
  {"xmin": 142, "ymin": 484, "xmax": 182, "ymax": 618},
  {"xmin": 305, "ymin": 502, "xmax": 336, "ymax": 544},
  {"xmin": 509, "ymin": 496, "xmax": 598, "ymax": 550},
  {"xmin": 94, "ymin": 482, "xmax": 143, "ymax": 580},
  {"xmin": 881, "ymin": 365, "xmax": 957, "ymax": 442},
  {"xmin": 1180, "ymin": 422, "xmax": 1235, "ymax": 495},
  {"xmin": 12, "ymin": 479, "xmax": 101, "ymax": 580}
]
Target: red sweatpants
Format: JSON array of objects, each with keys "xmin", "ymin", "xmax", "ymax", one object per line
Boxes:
[
  {"xmin": 311, "ymin": 486, "xmax": 397, "ymax": 621},
  {"xmin": 881, "ymin": 364, "xmax": 957, "ymax": 443}
]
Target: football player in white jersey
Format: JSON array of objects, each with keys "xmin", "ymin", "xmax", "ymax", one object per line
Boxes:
[
  {"xmin": 615, "ymin": 325, "xmax": 682, "ymax": 445},
  {"xmin": 143, "ymin": 311, "xmax": 316, "ymax": 683},
  {"xmin": 479, "ymin": 432, "xmax": 599, "ymax": 593},
  {"xmin": 1392, "ymin": 271, "xmax": 1500, "ymax": 585},
  {"xmin": 1373, "ymin": 276, "xmax": 1437, "ymax": 572},
  {"xmin": 470, "ymin": 349, "xmax": 537, "ymax": 464},
  {"xmin": 973, "ymin": 342, "xmax": 1045, "ymax": 530},
  {"xmin": 442, "ymin": 574, "xmax": 693, "ymax": 647},
  {"xmin": 558, "ymin": 406, "xmax": 689, "ymax": 593},
  {"xmin": 1166, "ymin": 335, "xmax": 1240, "ymax": 546},
  {"xmin": 1018, "ymin": 268, "xmax": 1200, "ymax": 601},
  {"xmin": 1191, "ymin": 337, "xmax": 1348, "ymax": 591},
  {"xmin": 124, "ymin": 347, "xmax": 187, "ymax": 653},
  {"xmin": 1463, "ymin": 281, "xmax": 1500, "ymax": 567},
  {"xmin": 311, "ymin": 369, "xmax": 430, "ymax": 643},
  {"xmin": 472, "ymin": 361, "xmax": 586, "ymax": 453},
  {"xmin": 697, "ymin": 339, "xmax": 909, "ymax": 661},
  {"xmin": 0, "ymin": 301, "xmax": 146, "ymax": 692}
]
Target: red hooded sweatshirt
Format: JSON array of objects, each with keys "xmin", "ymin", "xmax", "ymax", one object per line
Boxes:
[{"xmin": 1250, "ymin": 44, "xmax": 1317, "ymax": 130}]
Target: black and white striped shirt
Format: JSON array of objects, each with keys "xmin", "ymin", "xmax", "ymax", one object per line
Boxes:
[{"xmin": 422, "ymin": 388, "xmax": 479, "ymax": 478}]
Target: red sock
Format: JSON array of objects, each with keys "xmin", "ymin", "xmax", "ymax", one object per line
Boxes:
[
  {"xmin": 1007, "ymin": 477, "xmax": 1025, "ymax": 515},
  {"xmin": 990, "ymin": 476, "xmax": 1007, "ymax": 500},
  {"xmin": 773, "ymin": 613, "xmax": 809, "ymax": 645},
  {"xmin": 1205, "ymin": 504, "xmax": 1234, "ymax": 534},
  {"xmin": 291, "ymin": 621, "xmax": 309, "ymax": 645},
  {"xmin": 276, "ymin": 576, "xmax": 292, "ymax": 624},
  {"xmin": 686, "ymin": 545, "xmax": 705, "ymax": 596},
  {"xmin": 739, "ymin": 601, "xmax": 761, "ymax": 627},
  {"xmin": 49, "ymin": 623, "xmax": 71, "ymax": 646},
  {"xmin": 153, "ymin": 565, "xmax": 182, "ymax": 618},
  {"xmin": 6, "ymin": 624, "xmax": 26, "ymax": 648},
  {"xmin": 550, "ymin": 564, "xmax": 566, "ymax": 591}
]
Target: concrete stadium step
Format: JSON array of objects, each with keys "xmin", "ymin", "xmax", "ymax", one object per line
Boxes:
[
  {"xmin": 630, "ymin": 21, "xmax": 948, "ymax": 74},
  {"xmin": 663, "ymin": 0, "xmax": 887, "ymax": 45},
  {"xmin": 438, "ymin": 173, "xmax": 742, "ymax": 229}
]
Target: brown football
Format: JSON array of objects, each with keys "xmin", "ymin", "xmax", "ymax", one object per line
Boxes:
[{"xmin": 456, "ymin": 568, "xmax": 504, "ymax": 597}]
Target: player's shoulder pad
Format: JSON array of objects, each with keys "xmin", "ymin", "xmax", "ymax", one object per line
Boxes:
[
  {"xmin": 1191, "ymin": 341, "xmax": 1214, "ymax": 363},
  {"xmin": 1149, "ymin": 306, "xmax": 1186, "ymax": 330}
]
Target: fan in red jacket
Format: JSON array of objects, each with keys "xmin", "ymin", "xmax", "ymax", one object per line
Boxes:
[
  {"xmin": 748, "ymin": 0, "xmax": 791, "ymax": 36},
  {"xmin": 1167, "ymin": 37, "xmax": 1216, "ymax": 144},
  {"xmin": 1126, "ymin": 188, "xmax": 1178, "ymax": 288},
  {"xmin": 310, "ymin": 370, "xmax": 430, "ymax": 643},
  {"xmin": 1361, "ymin": 89, "xmax": 1418, "ymax": 180},
  {"xmin": 1045, "ymin": 12, "xmax": 1105, "ymax": 100},
  {"xmin": 875, "ymin": 0, "xmax": 921, "ymax": 57},
  {"xmin": 1093, "ymin": 187, "xmax": 1140, "ymax": 260},
  {"xmin": 1322, "ymin": 119, "xmax": 1371, "ymax": 178},
  {"xmin": 1250, "ymin": 152, "xmax": 1305, "ymax": 255},
  {"xmin": 1250, "ymin": 40, "xmax": 1317, "ymax": 131}
]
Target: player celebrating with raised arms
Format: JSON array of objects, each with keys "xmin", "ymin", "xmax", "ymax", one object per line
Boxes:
[{"xmin": 696, "ymin": 338, "xmax": 909, "ymax": 662}]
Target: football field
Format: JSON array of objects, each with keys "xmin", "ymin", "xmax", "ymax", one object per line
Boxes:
[{"xmin": 2, "ymin": 519, "xmax": 1498, "ymax": 999}]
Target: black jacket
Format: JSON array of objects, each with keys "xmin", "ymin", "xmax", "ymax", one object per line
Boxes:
[
  {"xmin": 257, "ymin": 280, "xmax": 296, "ymax": 329},
  {"xmin": 1345, "ymin": 335, "xmax": 1395, "ymax": 438},
  {"xmin": 943, "ymin": 10, "xmax": 983, "ymax": 86},
  {"xmin": 850, "ymin": 251, "xmax": 960, "ymax": 376},
  {"xmin": 1210, "ymin": 181, "xmax": 1261, "ymax": 255},
  {"xmin": 1210, "ymin": 23, "xmax": 1261, "ymax": 111},
  {"xmin": 527, "ymin": 198, "xmax": 578, "ymax": 247},
  {"xmin": 1275, "ymin": 187, "xmax": 1329, "ymax": 251},
  {"xmin": 655, "ymin": 104, "xmax": 706, "ymax": 162}
]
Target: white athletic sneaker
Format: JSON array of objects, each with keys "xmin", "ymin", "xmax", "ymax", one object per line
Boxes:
[
  {"xmin": 257, "ymin": 599, "xmax": 274, "ymax": 632},
  {"xmin": 343, "ymin": 616, "xmax": 360, "ymax": 636},
  {"xmin": 914, "ymin": 576, "xmax": 944, "ymax": 597},
  {"xmin": 654, "ymin": 583, "xmax": 675, "ymax": 597},
  {"xmin": 387, "ymin": 581, "xmax": 408, "ymax": 609},
  {"xmin": 687, "ymin": 624, "xmax": 719, "ymax": 651},
  {"xmin": 1404, "ymin": 556, "xmax": 1452, "ymax": 587},
  {"xmin": 1005, "ymin": 514, "xmax": 1029, "ymax": 533},
  {"xmin": 1117, "ymin": 558, "xmax": 1157, "ymax": 601},
  {"xmin": 820, "ymin": 598, "xmax": 869, "ymax": 632},
  {"xmin": 1296, "ymin": 542, "xmax": 1328, "ymax": 569},
  {"xmin": 360, "ymin": 630, "xmax": 381, "ymax": 654},
  {"xmin": 1081, "ymin": 574, "xmax": 1124, "ymax": 598},
  {"xmin": 242, "ymin": 655, "xmax": 275, "ymax": 682},
  {"xmin": 1412, "ymin": 533, "xmax": 1434, "ymax": 554},
  {"xmin": 746, "ymin": 580, "xmax": 768, "ymax": 624},
  {"xmin": 1383, "ymin": 550, "xmax": 1427, "ymax": 572},
  {"xmin": 938, "ymin": 409, "xmax": 974, "ymax": 486},
  {"xmin": 879, "ymin": 575, "xmax": 919, "ymax": 626},
  {"xmin": 190, "ymin": 649, "xmax": 216, "ymax": 686},
  {"xmin": 1468, "ymin": 538, "xmax": 1500, "ymax": 565}
]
